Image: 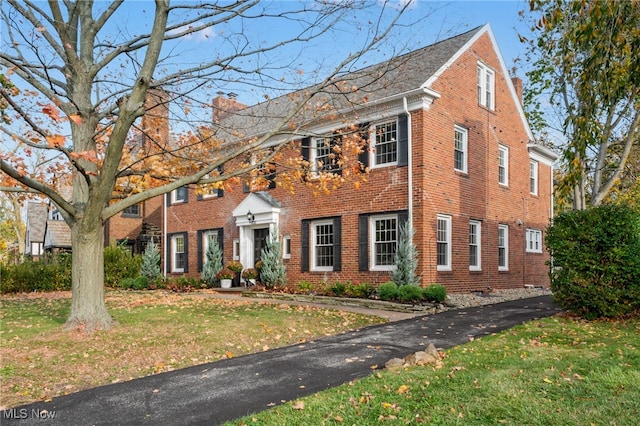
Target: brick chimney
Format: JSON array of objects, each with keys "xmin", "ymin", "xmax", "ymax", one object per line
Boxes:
[
  {"xmin": 212, "ymin": 92, "xmax": 247, "ymax": 124},
  {"xmin": 511, "ymin": 76, "xmax": 523, "ymax": 105},
  {"xmin": 142, "ymin": 88, "xmax": 170, "ymax": 146}
]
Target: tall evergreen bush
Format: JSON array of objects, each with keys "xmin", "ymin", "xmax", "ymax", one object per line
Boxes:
[
  {"xmin": 546, "ymin": 204, "xmax": 640, "ymax": 319},
  {"xmin": 260, "ymin": 229, "xmax": 286, "ymax": 289},
  {"xmin": 391, "ymin": 221, "xmax": 419, "ymax": 286},
  {"xmin": 202, "ymin": 240, "xmax": 223, "ymax": 287},
  {"xmin": 140, "ymin": 238, "xmax": 161, "ymax": 281}
]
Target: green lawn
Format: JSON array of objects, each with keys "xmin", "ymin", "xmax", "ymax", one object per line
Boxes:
[
  {"xmin": 228, "ymin": 315, "xmax": 640, "ymax": 425},
  {"xmin": 0, "ymin": 290, "xmax": 385, "ymax": 408}
]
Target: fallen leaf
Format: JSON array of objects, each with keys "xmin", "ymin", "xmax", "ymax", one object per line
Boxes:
[
  {"xmin": 397, "ymin": 385, "xmax": 410, "ymax": 394},
  {"xmin": 291, "ymin": 401, "xmax": 304, "ymax": 410}
]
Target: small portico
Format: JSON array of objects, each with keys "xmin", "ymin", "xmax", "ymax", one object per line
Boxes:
[{"xmin": 232, "ymin": 192, "xmax": 282, "ymax": 269}]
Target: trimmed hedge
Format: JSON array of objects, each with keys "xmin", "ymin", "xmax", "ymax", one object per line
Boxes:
[
  {"xmin": 546, "ymin": 204, "xmax": 640, "ymax": 319},
  {"xmin": 423, "ymin": 284, "xmax": 447, "ymax": 303},
  {"xmin": 0, "ymin": 255, "xmax": 72, "ymax": 293}
]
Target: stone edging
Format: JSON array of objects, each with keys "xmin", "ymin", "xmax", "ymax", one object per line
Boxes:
[{"xmin": 242, "ymin": 291, "xmax": 446, "ymax": 314}]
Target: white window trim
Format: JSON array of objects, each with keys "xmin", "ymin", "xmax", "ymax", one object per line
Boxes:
[
  {"xmin": 233, "ymin": 239, "xmax": 240, "ymax": 260},
  {"xmin": 370, "ymin": 119, "xmax": 398, "ymax": 169},
  {"xmin": 171, "ymin": 186, "xmax": 187, "ymax": 204},
  {"xmin": 469, "ymin": 220, "xmax": 482, "ymax": 271},
  {"xmin": 498, "ymin": 224, "xmax": 509, "ymax": 271},
  {"xmin": 477, "ymin": 62, "xmax": 495, "ymax": 110},
  {"xmin": 171, "ymin": 234, "xmax": 186, "ymax": 273},
  {"xmin": 437, "ymin": 214, "xmax": 452, "ymax": 272},
  {"xmin": 282, "ymin": 235, "xmax": 291, "ymax": 259},
  {"xmin": 454, "ymin": 124, "xmax": 468, "ymax": 173},
  {"xmin": 369, "ymin": 214, "xmax": 399, "ymax": 271},
  {"xmin": 526, "ymin": 228, "xmax": 543, "ymax": 253},
  {"xmin": 311, "ymin": 219, "xmax": 334, "ymax": 272},
  {"xmin": 530, "ymin": 160, "xmax": 539, "ymax": 195},
  {"xmin": 498, "ymin": 145, "xmax": 509, "ymax": 187}
]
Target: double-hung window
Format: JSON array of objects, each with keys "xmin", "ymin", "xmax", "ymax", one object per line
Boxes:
[
  {"xmin": 437, "ymin": 214, "xmax": 452, "ymax": 271},
  {"xmin": 171, "ymin": 186, "xmax": 188, "ymax": 204},
  {"xmin": 454, "ymin": 125, "xmax": 468, "ymax": 173},
  {"xmin": 170, "ymin": 233, "xmax": 187, "ymax": 273},
  {"xmin": 371, "ymin": 215, "xmax": 398, "ymax": 270},
  {"xmin": 469, "ymin": 220, "xmax": 481, "ymax": 271},
  {"xmin": 311, "ymin": 137, "xmax": 337, "ymax": 175},
  {"xmin": 526, "ymin": 229, "xmax": 543, "ymax": 253},
  {"xmin": 498, "ymin": 224, "xmax": 509, "ymax": 271},
  {"xmin": 477, "ymin": 62, "xmax": 495, "ymax": 110},
  {"xmin": 530, "ymin": 160, "xmax": 539, "ymax": 195},
  {"xmin": 498, "ymin": 145, "xmax": 509, "ymax": 186},
  {"xmin": 312, "ymin": 220, "xmax": 334, "ymax": 271},
  {"xmin": 371, "ymin": 120, "xmax": 398, "ymax": 167},
  {"xmin": 122, "ymin": 203, "xmax": 141, "ymax": 217}
]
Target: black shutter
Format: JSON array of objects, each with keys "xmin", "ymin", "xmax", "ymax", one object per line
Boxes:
[
  {"xmin": 183, "ymin": 233, "xmax": 189, "ymax": 273},
  {"xmin": 333, "ymin": 217, "xmax": 342, "ymax": 271},
  {"xmin": 217, "ymin": 228, "xmax": 224, "ymax": 256},
  {"xmin": 301, "ymin": 137, "xmax": 310, "ymax": 161},
  {"xmin": 216, "ymin": 165, "xmax": 225, "ymax": 197},
  {"xmin": 332, "ymin": 134, "xmax": 342, "ymax": 176},
  {"xmin": 358, "ymin": 214, "xmax": 369, "ymax": 271},
  {"xmin": 358, "ymin": 122, "xmax": 370, "ymax": 170},
  {"xmin": 267, "ymin": 163, "xmax": 277, "ymax": 189},
  {"xmin": 301, "ymin": 137, "xmax": 311, "ymax": 182},
  {"xmin": 398, "ymin": 210, "xmax": 409, "ymax": 228},
  {"xmin": 397, "ymin": 114, "xmax": 409, "ymax": 167},
  {"xmin": 166, "ymin": 193, "xmax": 172, "ymax": 206},
  {"xmin": 197, "ymin": 193, "xmax": 203, "ymax": 201},
  {"xmin": 183, "ymin": 187, "xmax": 189, "ymax": 203},
  {"xmin": 166, "ymin": 233, "xmax": 172, "ymax": 272},
  {"xmin": 197, "ymin": 231, "xmax": 203, "ymax": 272},
  {"xmin": 243, "ymin": 181, "xmax": 250, "ymax": 193},
  {"xmin": 301, "ymin": 220, "xmax": 310, "ymax": 272}
]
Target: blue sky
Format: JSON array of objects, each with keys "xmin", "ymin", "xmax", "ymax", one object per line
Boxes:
[{"xmin": 126, "ymin": 0, "xmax": 537, "ymax": 106}]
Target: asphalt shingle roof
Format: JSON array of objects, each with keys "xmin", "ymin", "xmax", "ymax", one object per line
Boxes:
[{"xmin": 216, "ymin": 25, "xmax": 484, "ymax": 140}]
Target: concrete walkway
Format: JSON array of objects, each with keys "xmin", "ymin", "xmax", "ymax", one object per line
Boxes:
[{"xmin": 2, "ymin": 295, "xmax": 561, "ymax": 425}]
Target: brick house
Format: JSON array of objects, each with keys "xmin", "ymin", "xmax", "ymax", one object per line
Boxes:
[{"xmin": 163, "ymin": 24, "xmax": 557, "ymax": 293}]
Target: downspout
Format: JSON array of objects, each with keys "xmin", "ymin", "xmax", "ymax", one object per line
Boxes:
[
  {"xmin": 403, "ymin": 97, "xmax": 413, "ymax": 225},
  {"xmin": 163, "ymin": 195, "xmax": 167, "ymax": 277}
]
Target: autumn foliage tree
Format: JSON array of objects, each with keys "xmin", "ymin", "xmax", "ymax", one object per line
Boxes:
[
  {"xmin": 523, "ymin": 0, "xmax": 640, "ymax": 210},
  {"xmin": 0, "ymin": 1, "xmax": 419, "ymax": 331}
]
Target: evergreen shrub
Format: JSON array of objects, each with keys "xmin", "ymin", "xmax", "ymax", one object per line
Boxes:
[
  {"xmin": 423, "ymin": 284, "xmax": 447, "ymax": 303},
  {"xmin": 546, "ymin": 204, "xmax": 640, "ymax": 319},
  {"xmin": 377, "ymin": 282, "xmax": 399, "ymax": 301}
]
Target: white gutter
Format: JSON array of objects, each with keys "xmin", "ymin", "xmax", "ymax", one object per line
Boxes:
[{"xmin": 403, "ymin": 96, "xmax": 413, "ymax": 226}]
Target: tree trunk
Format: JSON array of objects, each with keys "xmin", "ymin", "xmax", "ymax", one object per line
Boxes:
[{"xmin": 64, "ymin": 221, "xmax": 114, "ymax": 332}]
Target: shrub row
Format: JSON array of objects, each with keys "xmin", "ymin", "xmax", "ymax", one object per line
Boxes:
[
  {"xmin": 378, "ymin": 282, "xmax": 447, "ymax": 304},
  {"xmin": 1, "ymin": 244, "xmax": 143, "ymax": 294},
  {"xmin": 0, "ymin": 254, "xmax": 72, "ymax": 293}
]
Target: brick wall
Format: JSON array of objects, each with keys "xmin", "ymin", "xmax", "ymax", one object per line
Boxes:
[{"xmin": 163, "ymin": 31, "xmax": 553, "ymax": 293}]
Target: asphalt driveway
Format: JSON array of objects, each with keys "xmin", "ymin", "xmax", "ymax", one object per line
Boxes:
[{"xmin": 2, "ymin": 295, "xmax": 560, "ymax": 425}]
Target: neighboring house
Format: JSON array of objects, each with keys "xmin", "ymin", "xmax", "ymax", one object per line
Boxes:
[
  {"xmin": 43, "ymin": 220, "xmax": 72, "ymax": 255},
  {"xmin": 22, "ymin": 93, "xmax": 167, "ymax": 259},
  {"xmin": 24, "ymin": 201, "xmax": 47, "ymax": 259},
  {"xmin": 163, "ymin": 24, "xmax": 558, "ymax": 293}
]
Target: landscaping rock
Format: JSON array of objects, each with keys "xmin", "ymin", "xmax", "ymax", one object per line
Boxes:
[{"xmin": 386, "ymin": 343, "xmax": 443, "ymax": 369}]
